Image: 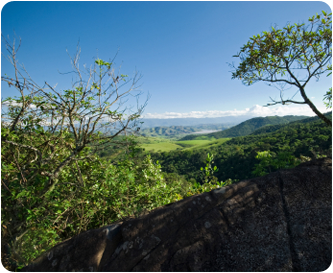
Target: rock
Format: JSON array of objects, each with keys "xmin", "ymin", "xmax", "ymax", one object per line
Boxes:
[{"xmin": 22, "ymin": 157, "xmax": 332, "ymax": 272}]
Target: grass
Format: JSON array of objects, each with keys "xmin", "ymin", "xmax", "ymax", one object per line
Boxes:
[
  {"xmin": 187, "ymin": 135, "xmax": 217, "ymax": 141},
  {"xmin": 175, "ymin": 140, "xmax": 212, "ymax": 148},
  {"xmin": 138, "ymin": 137, "xmax": 182, "ymax": 152},
  {"xmin": 192, "ymin": 138, "xmax": 231, "ymax": 150},
  {"xmin": 140, "ymin": 142, "xmax": 183, "ymax": 152},
  {"xmin": 138, "ymin": 137, "xmax": 232, "ymax": 152}
]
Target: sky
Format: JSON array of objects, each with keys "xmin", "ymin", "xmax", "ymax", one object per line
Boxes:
[{"xmin": 1, "ymin": 1, "xmax": 332, "ymax": 120}]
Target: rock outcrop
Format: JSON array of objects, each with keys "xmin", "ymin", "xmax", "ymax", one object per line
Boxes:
[{"xmin": 22, "ymin": 158, "xmax": 332, "ymax": 272}]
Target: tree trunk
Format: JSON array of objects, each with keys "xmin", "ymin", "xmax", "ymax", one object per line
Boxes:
[{"xmin": 299, "ymin": 87, "xmax": 332, "ymax": 127}]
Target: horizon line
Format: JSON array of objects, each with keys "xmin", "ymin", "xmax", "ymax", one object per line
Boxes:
[{"xmin": 141, "ymin": 104, "xmax": 324, "ymax": 119}]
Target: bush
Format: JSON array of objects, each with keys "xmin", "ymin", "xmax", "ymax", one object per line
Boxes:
[{"xmin": 2, "ymin": 145, "xmax": 187, "ymax": 268}]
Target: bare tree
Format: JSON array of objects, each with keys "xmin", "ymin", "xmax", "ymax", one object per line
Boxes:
[
  {"xmin": 2, "ymin": 36, "xmax": 147, "ymax": 192},
  {"xmin": 1, "ymin": 36, "xmax": 147, "ymax": 267}
]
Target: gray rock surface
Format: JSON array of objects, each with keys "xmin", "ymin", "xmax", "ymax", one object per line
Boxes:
[{"xmin": 22, "ymin": 157, "xmax": 332, "ymax": 271}]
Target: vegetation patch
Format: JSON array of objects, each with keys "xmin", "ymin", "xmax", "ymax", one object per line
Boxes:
[
  {"xmin": 138, "ymin": 138, "xmax": 233, "ymax": 152},
  {"xmin": 175, "ymin": 140, "xmax": 212, "ymax": 148},
  {"xmin": 150, "ymin": 116, "xmax": 332, "ymax": 183},
  {"xmin": 140, "ymin": 141, "xmax": 183, "ymax": 152}
]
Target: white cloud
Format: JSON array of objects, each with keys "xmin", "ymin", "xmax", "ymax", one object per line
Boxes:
[
  {"xmin": 2, "ymin": 101, "xmax": 36, "ymax": 108},
  {"xmin": 143, "ymin": 104, "xmax": 327, "ymax": 119}
]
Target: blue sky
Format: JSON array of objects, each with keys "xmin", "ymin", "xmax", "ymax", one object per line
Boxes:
[{"xmin": 1, "ymin": 1, "xmax": 332, "ymax": 119}]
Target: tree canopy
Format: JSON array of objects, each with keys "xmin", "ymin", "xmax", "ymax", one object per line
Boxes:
[{"xmin": 231, "ymin": 11, "xmax": 332, "ymax": 127}]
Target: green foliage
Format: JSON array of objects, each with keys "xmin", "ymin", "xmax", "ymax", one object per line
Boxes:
[
  {"xmin": 139, "ymin": 139, "xmax": 184, "ymax": 152},
  {"xmin": 231, "ymin": 11, "xmax": 332, "ymax": 127},
  {"xmin": 2, "ymin": 108, "xmax": 331, "ymax": 271},
  {"xmin": 252, "ymin": 151, "xmax": 274, "ymax": 176},
  {"xmin": 184, "ymin": 153, "xmax": 232, "ymax": 197},
  {"xmin": 252, "ymin": 150, "xmax": 301, "ymax": 177},
  {"xmin": 247, "ymin": 112, "xmax": 331, "ymax": 136},
  {"xmin": 184, "ymin": 179, "xmax": 232, "ymax": 197},
  {"xmin": 201, "ymin": 153, "xmax": 219, "ymax": 184},
  {"xmin": 324, "ymin": 87, "xmax": 332, "ymax": 109},
  {"xmin": 135, "ymin": 137, "xmax": 229, "ymax": 153},
  {"xmin": 3, "ymin": 126, "xmax": 234, "ymax": 269},
  {"xmin": 150, "ymin": 115, "xmax": 331, "ymax": 183},
  {"xmin": 1, "ymin": 41, "xmax": 143, "ymax": 270},
  {"xmin": 2, "ymin": 99, "xmax": 229, "ymax": 269},
  {"xmin": 232, "ymin": 11, "xmax": 331, "ymax": 85},
  {"xmin": 133, "ymin": 138, "xmax": 230, "ymax": 156},
  {"xmin": 2, "ymin": 136, "xmax": 185, "ymax": 267}
]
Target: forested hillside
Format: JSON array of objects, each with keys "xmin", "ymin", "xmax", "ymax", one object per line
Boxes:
[
  {"xmin": 150, "ymin": 117, "xmax": 331, "ymax": 183},
  {"xmin": 98, "ymin": 114, "xmax": 332, "ymax": 184},
  {"xmin": 250, "ymin": 112, "xmax": 332, "ymax": 135},
  {"xmin": 180, "ymin": 115, "xmax": 309, "ymax": 140}
]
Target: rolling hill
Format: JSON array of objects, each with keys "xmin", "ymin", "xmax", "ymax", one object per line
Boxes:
[
  {"xmin": 250, "ymin": 112, "xmax": 332, "ymax": 136},
  {"xmin": 150, "ymin": 114, "xmax": 332, "ymax": 183},
  {"xmin": 179, "ymin": 115, "xmax": 309, "ymax": 140}
]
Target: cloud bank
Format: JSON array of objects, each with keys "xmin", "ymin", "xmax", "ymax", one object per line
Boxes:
[{"xmin": 143, "ymin": 104, "xmax": 327, "ymax": 119}]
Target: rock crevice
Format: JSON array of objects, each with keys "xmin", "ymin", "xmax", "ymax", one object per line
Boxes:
[{"xmin": 278, "ymin": 174, "xmax": 300, "ymax": 272}]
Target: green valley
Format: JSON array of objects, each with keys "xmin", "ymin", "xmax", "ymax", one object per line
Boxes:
[
  {"xmin": 138, "ymin": 137, "xmax": 231, "ymax": 152},
  {"xmin": 146, "ymin": 113, "xmax": 332, "ymax": 184},
  {"xmin": 97, "ymin": 112, "xmax": 331, "ymax": 186}
]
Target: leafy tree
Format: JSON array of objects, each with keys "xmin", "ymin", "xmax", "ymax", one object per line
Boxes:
[
  {"xmin": 252, "ymin": 150, "xmax": 301, "ymax": 177},
  {"xmin": 231, "ymin": 11, "xmax": 332, "ymax": 127},
  {"xmin": 184, "ymin": 153, "xmax": 232, "ymax": 197},
  {"xmin": 252, "ymin": 151, "xmax": 274, "ymax": 177},
  {"xmin": 200, "ymin": 153, "xmax": 219, "ymax": 184}
]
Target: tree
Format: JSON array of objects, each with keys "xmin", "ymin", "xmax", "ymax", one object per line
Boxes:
[
  {"xmin": 1, "ymin": 37, "xmax": 147, "ymax": 267},
  {"xmin": 231, "ymin": 11, "xmax": 332, "ymax": 127},
  {"xmin": 2, "ymin": 36, "xmax": 147, "ymax": 196}
]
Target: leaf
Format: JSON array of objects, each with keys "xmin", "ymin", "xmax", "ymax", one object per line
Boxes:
[{"xmin": 16, "ymin": 190, "xmax": 28, "ymax": 199}]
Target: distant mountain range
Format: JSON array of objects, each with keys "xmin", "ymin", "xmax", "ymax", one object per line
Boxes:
[
  {"xmin": 140, "ymin": 124, "xmax": 235, "ymax": 138},
  {"xmin": 139, "ymin": 116, "xmax": 251, "ymax": 128},
  {"xmin": 179, "ymin": 112, "xmax": 332, "ymax": 140}
]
